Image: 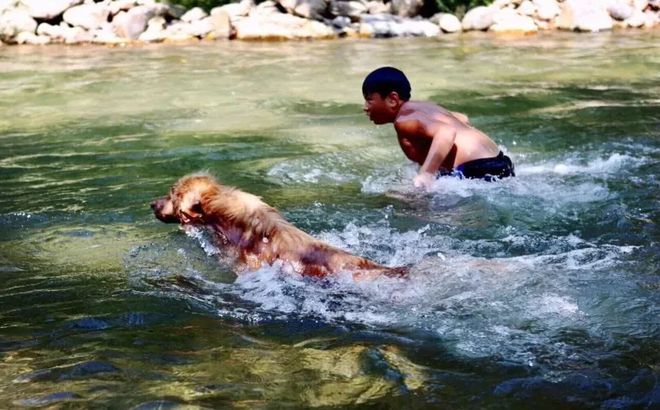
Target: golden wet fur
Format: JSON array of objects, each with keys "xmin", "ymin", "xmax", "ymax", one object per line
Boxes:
[{"xmin": 151, "ymin": 173, "xmax": 407, "ymax": 278}]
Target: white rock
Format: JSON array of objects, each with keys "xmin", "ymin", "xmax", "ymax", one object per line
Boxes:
[
  {"xmin": 213, "ymin": 0, "xmax": 253, "ymax": 23},
  {"xmin": 607, "ymin": 1, "xmax": 633, "ymax": 20},
  {"xmin": 15, "ymin": 30, "xmax": 49, "ymax": 44},
  {"xmin": 137, "ymin": 16, "xmax": 165, "ymax": 42},
  {"xmin": 517, "ymin": 0, "xmax": 536, "ymax": 15},
  {"xmin": 205, "ymin": 10, "xmax": 232, "ymax": 38},
  {"xmin": 642, "ymin": 9, "xmax": 658, "ymax": 27},
  {"xmin": 234, "ymin": 13, "xmax": 335, "ymax": 39},
  {"xmin": 63, "ymin": 4, "xmax": 110, "ymax": 30},
  {"xmin": 490, "ymin": 8, "xmax": 538, "ymax": 32},
  {"xmin": 37, "ymin": 22, "xmax": 64, "ymax": 39},
  {"xmin": 532, "ymin": 0, "xmax": 560, "ymax": 20},
  {"xmin": 253, "ymin": 1, "xmax": 278, "ymax": 16},
  {"xmin": 113, "ymin": 5, "xmax": 156, "ymax": 39},
  {"xmin": 0, "ymin": 0, "xmax": 17, "ymax": 14},
  {"xmin": 556, "ymin": 0, "xmax": 613, "ymax": 32},
  {"xmin": 633, "ymin": 0, "xmax": 648, "ymax": 12},
  {"xmin": 431, "ymin": 13, "xmax": 462, "ymax": 32},
  {"xmin": 19, "ymin": 0, "xmax": 82, "ymax": 19},
  {"xmin": 92, "ymin": 25, "xmax": 125, "ymax": 44},
  {"xmin": 462, "ymin": 6, "xmax": 498, "ymax": 31},
  {"xmin": 0, "ymin": 9, "xmax": 37, "ymax": 42},
  {"xmin": 185, "ymin": 19, "xmax": 214, "ymax": 37},
  {"xmin": 360, "ymin": 14, "xmax": 439, "ymax": 37},
  {"xmin": 181, "ymin": 6, "xmax": 207, "ymax": 22},
  {"xmin": 63, "ymin": 25, "xmax": 92, "ymax": 44},
  {"xmin": 492, "ymin": 0, "xmax": 513, "ymax": 8},
  {"xmin": 365, "ymin": 1, "xmax": 390, "ymax": 14}
]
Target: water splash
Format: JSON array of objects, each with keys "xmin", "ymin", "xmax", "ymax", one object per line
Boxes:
[{"xmin": 128, "ymin": 216, "xmax": 644, "ymax": 372}]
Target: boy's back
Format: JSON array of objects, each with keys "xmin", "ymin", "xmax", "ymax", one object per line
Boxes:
[{"xmin": 394, "ymin": 101, "xmax": 500, "ymax": 171}]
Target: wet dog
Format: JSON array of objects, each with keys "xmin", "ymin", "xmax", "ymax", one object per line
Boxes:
[{"xmin": 151, "ymin": 173, "xmax": 407, "ymax": 279}]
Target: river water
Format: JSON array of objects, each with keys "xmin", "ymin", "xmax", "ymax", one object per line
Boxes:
[{"xmin": 0, "ymin": 32, "xmax": 658, "ymax": 408}]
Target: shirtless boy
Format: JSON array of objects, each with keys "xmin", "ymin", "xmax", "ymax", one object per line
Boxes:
[{"xmin": 362, "ymin": 66, "xmax": 514, "ymax": 190}]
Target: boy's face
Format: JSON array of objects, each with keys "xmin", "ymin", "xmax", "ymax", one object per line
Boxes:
[{"xmin": 363, "ymin": 92, "xmax": 395, "ymax": 124}]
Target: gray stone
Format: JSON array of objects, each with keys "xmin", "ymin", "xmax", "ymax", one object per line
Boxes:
[
  {"xmin": 390, "ymin": 0, "xmax": 423, "ymax": 17},
  {"xmin": 277, "ymin": 0, "xmax": 329, "ymax": 20},
  {"xmin": 165, "ymin": 3, "xmax": 186, "ymax": 19},
  {"xmin": 331, "ymin": 15, "xmax": 351, "ymax": 28},
  {"xmin": 331, "ymin": 0, "xmax": 367, "ymax": 20}
]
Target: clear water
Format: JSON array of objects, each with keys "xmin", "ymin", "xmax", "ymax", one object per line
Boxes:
[{"xmin": 0, "ymin": 32, "xmax": 658, "ymax": 408}]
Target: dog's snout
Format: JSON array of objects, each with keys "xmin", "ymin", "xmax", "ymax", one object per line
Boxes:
[{"xmin": 151, "ymin": 196, "xmax": 179, "ymax": 224}]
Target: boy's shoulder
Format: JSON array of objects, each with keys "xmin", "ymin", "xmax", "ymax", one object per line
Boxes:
[{"xmin": 394, "ymin": 115, "xmax": 428, "ymax": 139}]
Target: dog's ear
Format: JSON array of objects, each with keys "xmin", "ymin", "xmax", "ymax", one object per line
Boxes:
[
  {"xmin": 190, "ymin": 201, "xmax": 203, "ymax": 215},
  {"xmin": 178, "ymin": 191, "xmax": 205, "ymax": 224},
  {"xmin": 180, "ymin": 199, "xmax": 203, "ymax": 223}
]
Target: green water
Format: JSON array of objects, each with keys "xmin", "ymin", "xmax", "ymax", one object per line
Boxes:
[{"xmin": 0, "ymin": 32, "xmax": 658, "ymax": 408}]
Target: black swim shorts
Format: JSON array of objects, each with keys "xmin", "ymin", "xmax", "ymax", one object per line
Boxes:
[{"xmin": 442, "ymin": 151, "xmax": 515, "ymax": 181}]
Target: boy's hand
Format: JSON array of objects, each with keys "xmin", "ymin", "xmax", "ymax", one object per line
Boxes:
[{"xmin": 413, "ymin": 172, "xmax": 435, "ymax": 191}]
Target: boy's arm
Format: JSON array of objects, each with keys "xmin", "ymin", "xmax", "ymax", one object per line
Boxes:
[{"xmin": 413, "ymin": 125, "xmax": 456, "ymax": 190}]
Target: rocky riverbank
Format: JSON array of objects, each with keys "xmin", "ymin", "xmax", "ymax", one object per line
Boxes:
[{"xmin": 0, "ymin": 0, "xmax": 658, "ymax": 45}]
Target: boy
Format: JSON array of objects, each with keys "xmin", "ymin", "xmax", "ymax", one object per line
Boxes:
[{"xmin": 362, "ymin": 66, "xmax": 514, "ymax": 190}]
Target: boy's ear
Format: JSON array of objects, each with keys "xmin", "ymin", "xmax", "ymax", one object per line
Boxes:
[{"xmin": 386, "ymin": 91, "xmax": 401, "ymax": 106}]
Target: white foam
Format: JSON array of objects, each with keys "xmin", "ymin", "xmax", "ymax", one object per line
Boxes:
[{"xmin": 517, "ymin": 153, "xmax": 644, "ymax": 176}]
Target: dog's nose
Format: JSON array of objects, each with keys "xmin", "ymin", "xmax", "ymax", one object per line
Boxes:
[{"xmin": 150, "ymin": 201, "xmax": 157, "ymax": 210}]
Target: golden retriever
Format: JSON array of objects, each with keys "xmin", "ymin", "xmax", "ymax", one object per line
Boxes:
[{"xmin": 151, "ymin": 173, "xmax": 407, "ymax": 279}]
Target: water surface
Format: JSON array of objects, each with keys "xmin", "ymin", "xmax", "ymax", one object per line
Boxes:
[{"xmin": 0, "ymin": 32, "xmax": 659, "ymax": 408}]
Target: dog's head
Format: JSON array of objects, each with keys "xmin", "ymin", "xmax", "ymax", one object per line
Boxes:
[{"xmin": 151, "ymin": 173, "xmax": 219, "ymax": 224}]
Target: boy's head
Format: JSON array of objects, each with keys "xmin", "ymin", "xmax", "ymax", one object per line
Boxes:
[
  {"xmin": 362, "ymin": 67, "xmax": 411, "ymax": 124},
  {"xmin": 362, "ymin": 67, "xmax": 411, "ymax": 101}
]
